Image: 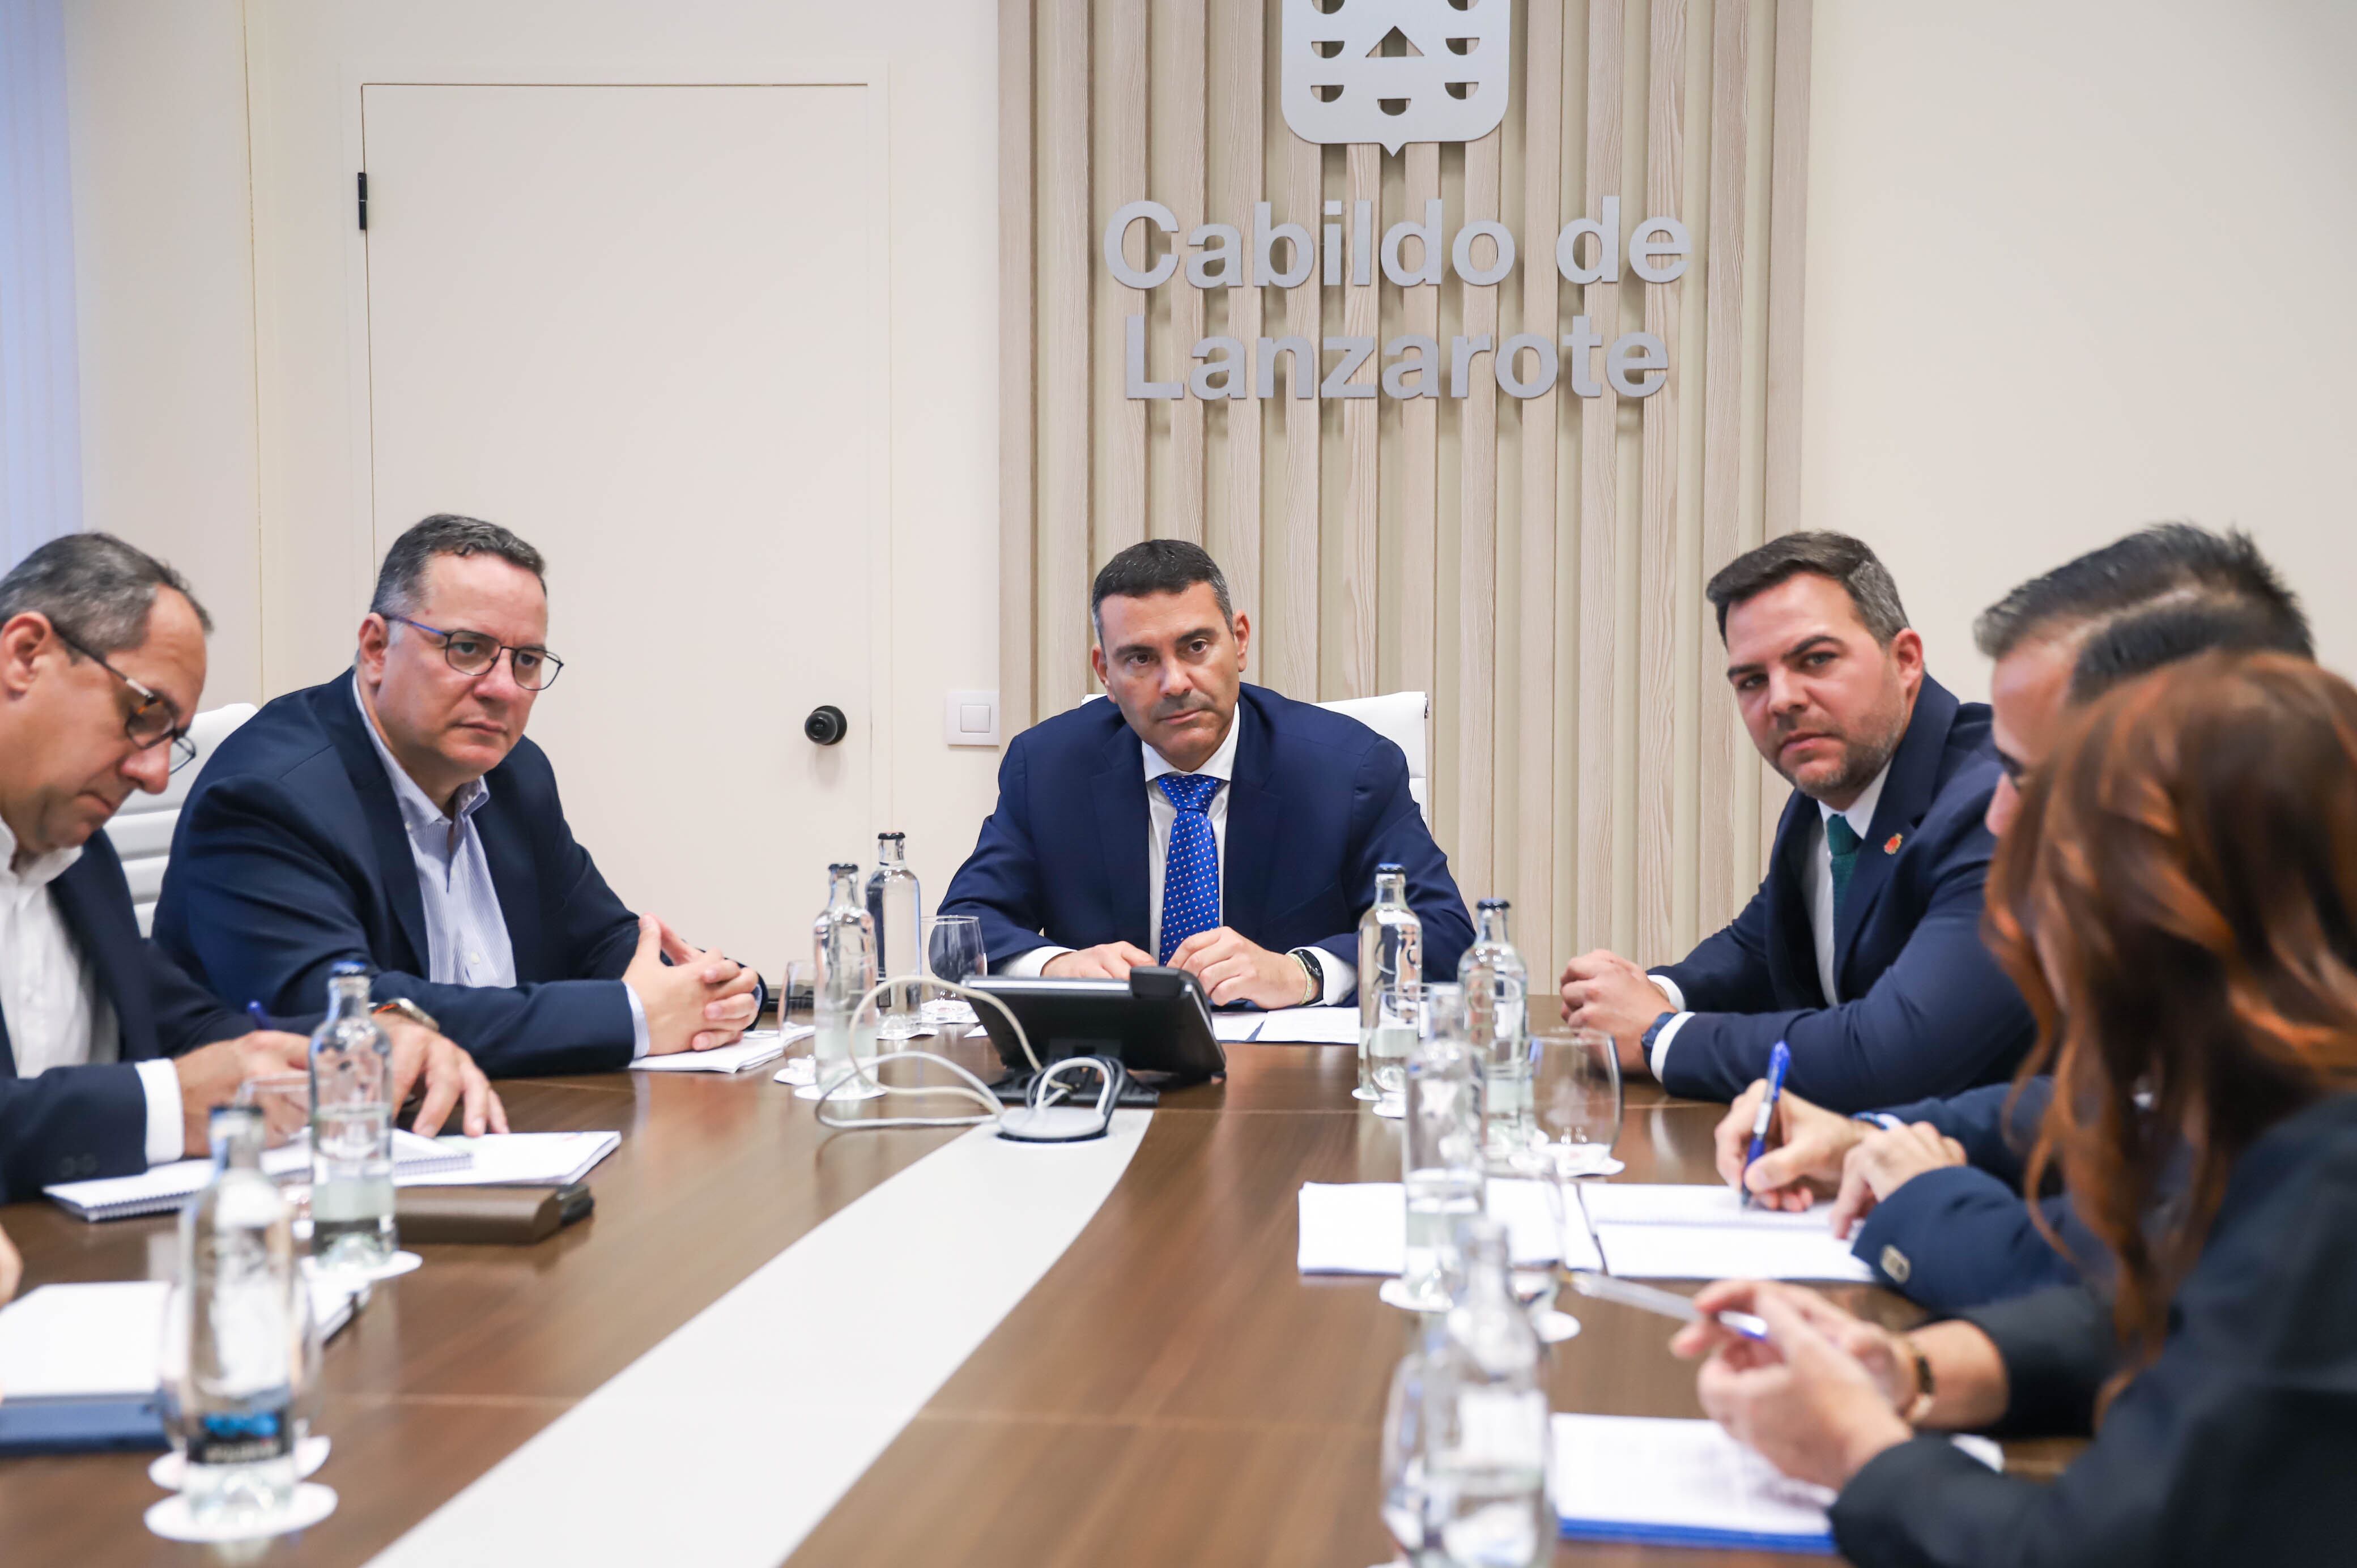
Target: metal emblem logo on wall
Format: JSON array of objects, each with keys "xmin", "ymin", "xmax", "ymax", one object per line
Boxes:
[{"xmin": 1280, "ymin": 0, "xmax": 1513, "ymax": 154}]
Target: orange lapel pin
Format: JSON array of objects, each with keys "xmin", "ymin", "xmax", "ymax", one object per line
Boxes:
[{"xmin": 1883, "ymin": 833, "xmax": 1904, "ymax": 855}]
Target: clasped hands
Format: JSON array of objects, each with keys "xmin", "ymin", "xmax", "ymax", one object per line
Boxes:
[
  {"xmin": 623, "ymin": 914, "xmax": 762, "ymax": 1054},
  {"xmin": 1044, "ymin": 927, "xmax": 1312, "ymax": 1008},
  {"xmin": 1558, "ymin": 949, "xmax": 1674, "ymax": 1075}
]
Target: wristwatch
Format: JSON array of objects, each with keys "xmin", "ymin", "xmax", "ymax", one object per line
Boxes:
[
  {"xmin": 1899, "ymin": 1333, "xmax": 1937, "ymax": 1424},
  {"xmin": 372, "ymin": 996, "xmax": 441, "ymax": 1034},
  {"xmin": 1288, "ymin": 947, "xmax": 1326, "ymax": 1007}
]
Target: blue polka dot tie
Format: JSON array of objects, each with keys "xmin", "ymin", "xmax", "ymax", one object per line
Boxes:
[{"xmin": 1157, "ymin": 773, "xmax": 1223, "ymax": 965}]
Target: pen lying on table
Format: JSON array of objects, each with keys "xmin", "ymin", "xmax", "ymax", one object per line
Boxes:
[{"xmin": 1565, "ymin": 1271, "xmax": 1771, "ymax": 1341}]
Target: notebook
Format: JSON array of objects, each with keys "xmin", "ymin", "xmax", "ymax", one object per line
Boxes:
[
  {"xmin": 1551, "ymin": 1413, "xmax": 2002, "ymax": 1552},
  {"xmin": 44, "ymin": 1130, "xmax": 472, "ymax": 1222},
  {"xmin": 394, "ymin": 1131, "xmax": 621, "ymax": 1188},
  {"xmin": 630, "ymin": 1026, "xmax": 810, "ymax": 1074},
  {"xmin": 1579, "ymin": 1184, "xmax": 1876, "ymax": 1282}
]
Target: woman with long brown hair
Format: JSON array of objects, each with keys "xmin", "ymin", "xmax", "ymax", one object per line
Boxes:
[{"xmin": 1669, "ymin": 651, "xmax": 2357, "ymax": 1564}]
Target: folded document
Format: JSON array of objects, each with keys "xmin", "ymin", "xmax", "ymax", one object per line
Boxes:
[
  {"xmin": 630, "ymin": 1026, "xmax": 810, "ymax": 1074},
  {"xmin": 1296, "ymin": 1179, "xmax": 1603, "ymax": 1275}
]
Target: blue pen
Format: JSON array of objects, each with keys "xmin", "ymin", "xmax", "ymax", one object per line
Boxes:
[
  {"xmin": 246, "ymin": 1000, "xmax": 271, "ymax": 1032},
  {"xmin": 1739, "ymin": 1039, "xmax": 1793, "ymax": 1209}
]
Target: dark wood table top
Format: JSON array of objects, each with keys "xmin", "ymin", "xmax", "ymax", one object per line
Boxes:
[{"xmin": 0, "ymin": 1037, "xmax": 2067, "ymax": 1565}]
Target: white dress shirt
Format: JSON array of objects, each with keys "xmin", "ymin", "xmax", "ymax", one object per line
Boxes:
[
  {"xmin": 352, "ymin": 679, "xmax": 650, "ymax": 1054},
  {"xmin": 1006, "ymin": 715, "xmax": 1352, "ymax": 1003},
  {"xmin": 0, "ymin": 816, "xmax": 182, "ymax": 1166},
  {"xmin": 1647, "ymin": 762, "xmax": 1891, "ymax": 1080}
]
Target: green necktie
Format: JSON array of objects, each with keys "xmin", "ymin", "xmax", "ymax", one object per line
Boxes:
[{"xmin": 1826, "ymin": 815, "xmax": 1864, "ymax": 927}]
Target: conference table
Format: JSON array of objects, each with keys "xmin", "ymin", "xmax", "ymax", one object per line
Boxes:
[{"xmin": 0, "ymin": 1030, "xmax": 2077, "ymax": 1566}]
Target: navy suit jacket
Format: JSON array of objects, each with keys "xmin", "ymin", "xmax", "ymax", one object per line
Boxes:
[
  {"xmin": 0, "ymin": 833, "xmax": 249, "ymax": 1201},
  {"xmin": 1832, "ymin": 1093, "xmax": 2357, "ymax": 1567},
  {"xmin": 1650, "ymin": 675, "xmax": 2036, "ymax": 1110},
  {"xmin": 939, "ymin": 684, "xmax": 1474, "ymax": 987},
  {"xmin": 154, "ymin": 676, "xmax": 646, "ymax": 1077},
  {"xmin": 1852, "ymin": 1076, "xmax": 2099, "ymax": 1310}
]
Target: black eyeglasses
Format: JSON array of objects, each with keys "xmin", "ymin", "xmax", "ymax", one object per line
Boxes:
[
  {"xmin": 392, "ymin": 617, "xmax": 565, "ymax": 692},
  {"xmin": 51, "ymin": 627, "xmax": 199, "ymax": 774}
]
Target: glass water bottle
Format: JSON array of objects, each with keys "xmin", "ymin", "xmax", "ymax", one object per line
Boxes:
[
  {"xmin": 308, "ymin": 963, "xmax": 394, "ymax": 1273},
  {"xmin": 1356, "ymin": 864, "xmax": 1423, "ymax": 1103},
  {"xmin": 1459, "ymin": 899, "xmax": 1532, "ymax": 1169},
  {"xmin": 1401, "ymin": 983, "xmax": 1483, "ymax": 1311},
  {"xmin": 865, "ymin": 832, "xmax": 922, "ymax": 1040},
  {"xmin": 814, "ymin": 862, "xmax": 878, "ymax": 1089},
  {"xmin": 167, "ymin": 1106, "xmax": 303, "ymax": 1528},
  {"xmin": 1427, "ymin": 1218, "xmax": 1553, "ymax": 1567}
]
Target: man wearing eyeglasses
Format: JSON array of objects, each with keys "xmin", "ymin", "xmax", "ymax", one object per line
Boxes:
[
  {"xmin": 0, "ymin": 533, "xmax": 500, "ymax": 1204},
  {"xmin": 154, "ymin": 514, "xmax": 759, "ymax": 1076}
]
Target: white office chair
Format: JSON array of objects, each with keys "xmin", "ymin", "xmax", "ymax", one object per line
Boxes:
[
  {"xmin": 1317, "ymin": 692, "xmax": 1430, "ymax": 822},
  {"xmin": 1077, "ymin": 689, "xmax": 1432, "ymax": 823},
  {"xmin": 110, "ymin": 702, "xmax": 257, "ymax": 936}
]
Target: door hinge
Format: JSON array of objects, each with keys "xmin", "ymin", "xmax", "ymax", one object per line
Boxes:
[{"xmin": 357, "ymin": 172, "xmax": 369, "ymax": 231}]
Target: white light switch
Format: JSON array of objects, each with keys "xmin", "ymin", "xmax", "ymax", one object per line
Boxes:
[{"xmin": 944, "ymin": 690, "xmax": 1001, "ymax": 747}]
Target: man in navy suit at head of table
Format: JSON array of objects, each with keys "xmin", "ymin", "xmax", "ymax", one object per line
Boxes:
[
  {"xmin": 940, "ymin": 539, "xmax": 1473, "ymax": 1008},
  {"xmin": 1559, "ymin": 531, "xmax": 2037, "ymax": 1113}
]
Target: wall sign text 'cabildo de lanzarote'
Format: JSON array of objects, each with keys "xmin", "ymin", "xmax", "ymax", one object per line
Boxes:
[{"xmin": 1107, "ymin": 198, "xmax": 1684, "ymax": 404}]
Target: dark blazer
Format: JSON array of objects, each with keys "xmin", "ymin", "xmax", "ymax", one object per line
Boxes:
[
  {"xmin": 1831, "ymin": 1092, "xmax": 2357, "ymax": 1567},
  {"xmin": 0, "ymin": 833, "xmax": 249, "ymax": 1201},
  {"xmin": 1852, "ymin": 1076, "xmax": 2098, "ymax": 1311},
  {"xmin": 153, "ymin": 676, "xmax": 645, "ymax": 1077},
  {"xmin": 1649, "ymin": 676, "xmax": 2036, "ymax": 1110},
  {"xmin": 938, "ymin": 684, "xmax": 1474, "ymax": 986}
]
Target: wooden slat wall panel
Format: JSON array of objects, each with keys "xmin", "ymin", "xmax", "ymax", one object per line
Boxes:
[
  {"xmin": 1398, "ymin": 141, "xmax": 1440, "ymax": 703},
  {"xmin": 1209, "ymin": 0, "xmax": 1261, "ymax": 634},
  {"xmin": 999, "ymin": 0, "xmax": 1036, "ymax": 735},
  {"xmin": 1454, "ymin": 127, "xmax": 1501, "ymax": 904},
  {"xmin": 1516, "ymin": 0, "xmax": 1565, "ymax": 973},
  {"xmin": 1005, "ymin": 0, "xmax": 1812, "ymax": 980},
  {"xmin": 1271, "ymin": 121, "xmax": 1321, "ymax": 698},
  {"xmin": 1162, "ymin": 0, "xmax": 1207, "ymax": 545},
  {"xmin": 1092, "ymin": 0, "xmax": 1148, "ymax": 568},
  {"xmin": 1573, "ymin": 0, "xmax": 1625, "ymax": 954},
  {"xmin": 1636, "ymin": 0, "xmax": 1688, "ymax": 962},
  {"xmin": 1338, "ymin": 142, "xmax": 1381, "ymax": 698},
  {"xmin": 1035, "ymin": 0, "xmax": 1090, "ymax": 715},
  {"xmin": 1764, "ymin": 0, "xmax": 1811, "ymax": 539},
  {"xmin": 1696, "ymin": 0, "xmax": 1752, "ymax": 936}
]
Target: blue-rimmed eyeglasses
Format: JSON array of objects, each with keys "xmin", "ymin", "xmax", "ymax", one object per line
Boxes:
[{"xmin": 390, "ymin": 616, "xmax": 565, "ymax": 691}]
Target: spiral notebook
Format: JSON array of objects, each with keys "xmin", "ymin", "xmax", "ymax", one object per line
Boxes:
[{"xmin": 43, "ymin": 1130, "xmax": 470, "ymax": 1222}]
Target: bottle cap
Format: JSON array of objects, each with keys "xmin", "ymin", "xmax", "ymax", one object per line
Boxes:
[
  {"xmin": 1477, "ymin": 897, "xmax": 1510, "ymax": 911},
  {"xmin": 330, "ymin": 959, "xmax": 369, "ymax": 977},
  {"xmin": 829, "ymin": 862, "xmax": 860, "ymax": 875},
  {"xmin": 1377, "ymin": 862, "xmax": 1405, "ymax": 874},
  {"xmin": 877, "ymin": 831, "xmax": 905, "ymax": 842}
]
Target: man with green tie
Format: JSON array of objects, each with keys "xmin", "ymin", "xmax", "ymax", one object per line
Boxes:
[{"xmin": 1557, "ymin": 532, "xmax": 2035, "ymax": 1111}]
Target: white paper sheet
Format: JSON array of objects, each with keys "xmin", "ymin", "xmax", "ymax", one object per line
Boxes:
[
  {"xmin": 0, "ymin": 1276, "xmax": 361, "ymax": 1400},
  {"xmin": 45, "ymin": 1129, "xmax": 469, "ymax": 1220},
  {"xmin": 629, "ymin": 1026, "xmax": 811, "ymax": 1074},
  {"xmin": 398, "ymin": 1131, "xmax": 621, "ymax": 1188},
  {"xmin": 1579, "ymin": 1184, "xmax": 1873, "ymax": 1281},
  {"xmin": 1296, "ymin": 1178, "xmax": 1603, "ymax": 1275},
  {"xmin": 1212, "ymin": 1014, "xmax": 1265, "ymax": 1043},
  {"xmin": 1253, "ymin": 1005, "xmax": 1360, "ymax": 1045}
]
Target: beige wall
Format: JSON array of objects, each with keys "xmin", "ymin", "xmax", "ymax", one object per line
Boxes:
[
  {"xmin": 1801, "ymin": 0, "xmax": 2357, "ymax": 691},
  {"xmin": 64, "ymin": 0, "xmax": 1003, "ymax": 905}
]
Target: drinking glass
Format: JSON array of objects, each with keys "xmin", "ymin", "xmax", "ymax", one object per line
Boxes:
[
  {"xmin": 1369, "ymin": 979, "xmax": 1422, "ymax": 1117},
  {"xmin": 920, "ymin": 916, "xmax": 985, "ymax": 1029},
  {"xmin": 1526, "ymin": 1026, "xmax": 1622, "ymax": 1177},
  {"xmin": 236, "ymin": 1073, "xmax": 312, "ymax": 1152}
]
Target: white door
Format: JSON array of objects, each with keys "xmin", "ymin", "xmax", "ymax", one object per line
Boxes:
[{"xmin": 360, "ymin": 83, "xmax": 884, "ymax": 976}]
